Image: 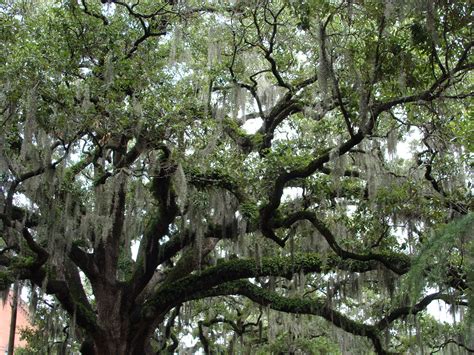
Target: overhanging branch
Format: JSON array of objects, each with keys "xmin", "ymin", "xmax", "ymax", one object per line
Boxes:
[{"xmin": 190, "ymin": 280, "xmax": 394, "ymax": 355}]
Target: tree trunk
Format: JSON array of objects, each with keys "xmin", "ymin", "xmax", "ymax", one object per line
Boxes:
[
  {"xmin": 77, "ymin": 284, "xmax": 161, "ymax": 355},
  {"xmin": 78, "ymin": 319, "xmax": 156, "ymax": 355},
  {"xmin": 79, "ymin": 336, "xmax": 154, "ymax": 355}
]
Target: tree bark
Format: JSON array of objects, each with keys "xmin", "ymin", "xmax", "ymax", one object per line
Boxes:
[{"xmin": 79, "ymin": 335, "xmax": 154, "ymax": 355}]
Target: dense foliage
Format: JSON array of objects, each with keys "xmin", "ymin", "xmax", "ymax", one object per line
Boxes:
[{"xmin": 0, "ymin": 0, "xmax": 472, "ymax": 354}]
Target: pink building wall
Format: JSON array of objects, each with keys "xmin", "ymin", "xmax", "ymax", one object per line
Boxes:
[{"xmin": 0, "ymin": 293, "xmax": 32, "ymax": 353}]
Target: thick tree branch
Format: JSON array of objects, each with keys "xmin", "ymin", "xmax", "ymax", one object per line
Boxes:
[
  {"xmin": 259, "ymin": 125, "xmax": 373, "ymax": 246},
  {"xmin": 146, "ymin": 253, "xmax": 379, "ymax": 318},
  {"xmin": 190, "ymin": 280, "xmax": 394, "ymax": 355},
  {"xmin": 126, "ymin": 146, "xmax": 179, "ymax": 301}
]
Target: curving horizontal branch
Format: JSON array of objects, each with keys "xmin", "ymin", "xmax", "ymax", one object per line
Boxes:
[
  {"xmin": 186, "ymin": 286, "xmax": 463, "ymax": 354},
  {"xmin": 189, "ymin": 280, "xmax": 393, "ymax": 355},
  {"xmin": 146, "ymin": 252, "xmax": 379, "ymax": 317}
]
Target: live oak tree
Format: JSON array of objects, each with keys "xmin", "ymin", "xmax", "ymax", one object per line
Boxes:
[{"xmin": 0, "ymin": 0, "xmax": 473, "ymax": 354}]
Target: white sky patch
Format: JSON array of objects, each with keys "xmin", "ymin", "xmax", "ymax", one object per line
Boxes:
[
  {"xmin": 131, "ymin": 239, "xmax": 140, "ymax": 261},
  {"xmin": 79, "ymin": 67, "xmax": 92, "ymax": 76},
  {"xmin": 346, "ymin": 204, "xmax": 357, "ymax": 216},
  {"xmin": 282, "ymin": 187, "xmax": 303, "ymax": 202},
  {"xmin": 390, "ymin": 126, "xmax": 424, "ymax": 160},
  {"xmin": 180, "ymin": 333, "xmax": 201, "ymax": 353},
  {"xmin": 427, "ymin": 299, "xmax": 458, "ymax": 323},
  {"xmin": 101, "ymin": 2, "xmax": 116, "ymax": 16},
  {"xmin": 242, "ymin": 117, "xmax": 262, "ymax": 134},
  {"xmin": 274, "ymin": 120, "xmax": 298, "ymax": 141}
]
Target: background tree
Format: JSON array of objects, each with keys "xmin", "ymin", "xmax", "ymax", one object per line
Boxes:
[{"xmin": 0, "ymin": 0, "xmax": 472, "ymax": 354}]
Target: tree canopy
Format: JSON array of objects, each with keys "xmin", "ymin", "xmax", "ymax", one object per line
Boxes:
[{"xmin": 0, "ymin": 0, "xmax": 473, "ymax": 354}]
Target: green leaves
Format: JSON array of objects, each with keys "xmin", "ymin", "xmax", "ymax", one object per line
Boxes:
[
  {"xmin": 0, "ymin": 0, "xmax": 472, "ymax": 353},
  {"xmin": 403, "ymin": 213, "xmax": 474, "ymax": 306}
]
